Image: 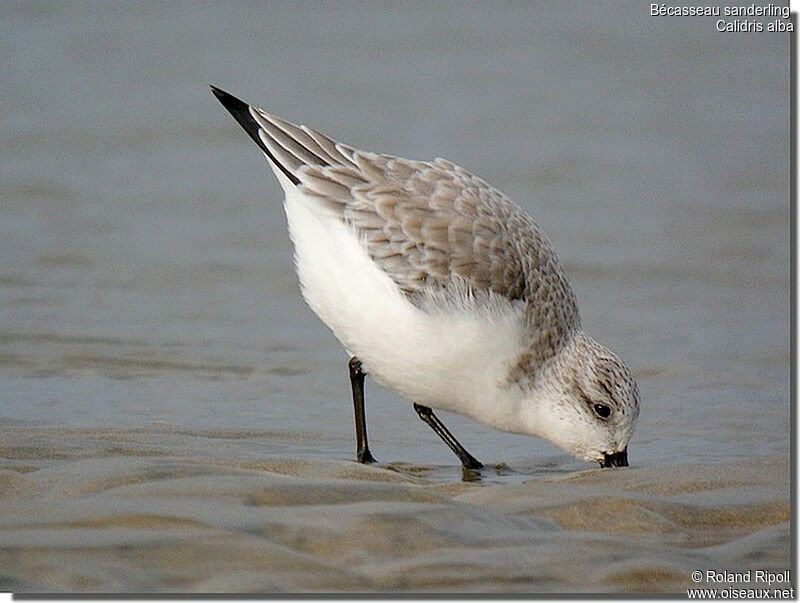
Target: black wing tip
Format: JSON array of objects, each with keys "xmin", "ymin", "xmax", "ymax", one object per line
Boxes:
[
  {"xmin": 210, "ymin": 85, "xmax": 301, "ymax": 186},
  {"xmin": 210, "ymin": 85, "xmax": 252, "ymax": 122},
  {"xmin": 210, "ymin": 86, "xmax": 263, "ymax": 152},
  {"xmin": 210, "ymin": 85, "xmax": 243, "ymax": 108}
]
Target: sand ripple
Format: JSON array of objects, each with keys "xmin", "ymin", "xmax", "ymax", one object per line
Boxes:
[{"xmin": 0, "ymin": 428, "xmax": 789, "ymax": 593}]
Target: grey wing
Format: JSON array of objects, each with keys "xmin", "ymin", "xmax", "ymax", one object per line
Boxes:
[{"xmin": 244, "ymin": 100, "xmax": 580, "ymax": 347}]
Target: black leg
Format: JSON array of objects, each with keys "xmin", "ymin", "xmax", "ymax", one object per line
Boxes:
[
  {"xmin": 349, "ymin": 357, "xmax": 376, "ymax": 463},
  {"xmin": 413, "ymin": 403, "xmax": 483, "ymax": 469}
]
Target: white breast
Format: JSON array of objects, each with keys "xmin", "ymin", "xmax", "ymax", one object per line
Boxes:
[{"xmin": 280, "ymin": 182, "xmax": 526, "ymax": 427}]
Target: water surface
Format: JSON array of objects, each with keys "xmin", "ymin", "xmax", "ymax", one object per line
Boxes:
[{"xmin": 0, "ymin": 1, "xmax": 790, "ymax": 592}]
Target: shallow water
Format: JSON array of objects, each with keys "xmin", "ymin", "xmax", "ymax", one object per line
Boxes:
[{"xmin": 0, "ymin": 1, "xmax": 790, "ymax": 593}]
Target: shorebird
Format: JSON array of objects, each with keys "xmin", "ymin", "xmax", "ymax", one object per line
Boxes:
[{"xmin": 212, "ymin": 87, "xmax": 639, "ymax": 470}]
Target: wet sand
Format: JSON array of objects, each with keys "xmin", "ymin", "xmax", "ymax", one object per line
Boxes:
[
  {"xmin": 1, "ymin": 1, "xmax": 790, "ymax": 595},
  {"xmin": 0, "ymin": 427, "xmax": 789, "ymax": 593}
]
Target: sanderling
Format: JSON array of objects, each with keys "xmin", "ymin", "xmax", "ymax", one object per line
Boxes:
[{"xmin": 212, "ymin": 87, "xmax": 639, "ymax": 469}]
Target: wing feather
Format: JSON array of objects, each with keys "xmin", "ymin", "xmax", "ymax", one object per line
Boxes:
[{"xmin": 213, "ymin": 88, "xmax": 580, "ymax": 357}]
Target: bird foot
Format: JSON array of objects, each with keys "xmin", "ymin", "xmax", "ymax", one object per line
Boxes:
[{"xmin": 357, "ymin": 450, "xmax": 377, "ymax": 464}]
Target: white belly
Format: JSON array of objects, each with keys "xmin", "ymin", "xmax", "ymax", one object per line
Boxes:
[{"xmin": 282, "ymin": 186, "xmax": 525, "ymax": 423}]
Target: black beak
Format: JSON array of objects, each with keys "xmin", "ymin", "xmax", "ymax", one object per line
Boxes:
[{"xmin": 599, "ymin": 448, "xmax": 628, "ymax": 468}]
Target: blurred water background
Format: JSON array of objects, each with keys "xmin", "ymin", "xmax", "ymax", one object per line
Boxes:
[
  {"xmin": 0, "ymin": 1, "xmax": 791, "ymax": 593},
  {"xmin": 2, "ymin": 1, "xmax": 788, "ymax": 470}
]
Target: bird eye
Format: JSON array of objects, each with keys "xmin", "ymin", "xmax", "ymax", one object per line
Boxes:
[{"xmin": 593, "ymin": 404, "xmax": 612, "ymax": 419}]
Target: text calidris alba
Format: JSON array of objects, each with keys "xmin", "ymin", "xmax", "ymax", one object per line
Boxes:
[{"xmin": 212, "ymin": 87, "xmax": 639, "ymax": 469}]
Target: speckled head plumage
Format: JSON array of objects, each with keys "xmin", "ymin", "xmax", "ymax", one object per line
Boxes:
[{"xmin": 515, "ymin": 331, "xmax": 640, "ymax": 466}]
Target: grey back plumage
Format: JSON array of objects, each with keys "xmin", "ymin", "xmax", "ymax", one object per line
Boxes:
[{"xmin": 249, "ymin": 104, "xmax": 581, "ymax": 366}]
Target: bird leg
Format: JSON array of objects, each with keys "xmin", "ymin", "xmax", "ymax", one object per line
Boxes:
[
  {"xmin": 349, "ymin": 357, "xmax": 376, "ymax": 463},
  {"xmin": 413, "ymin": 403, "xmax": 483, "ymax": 469}
]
